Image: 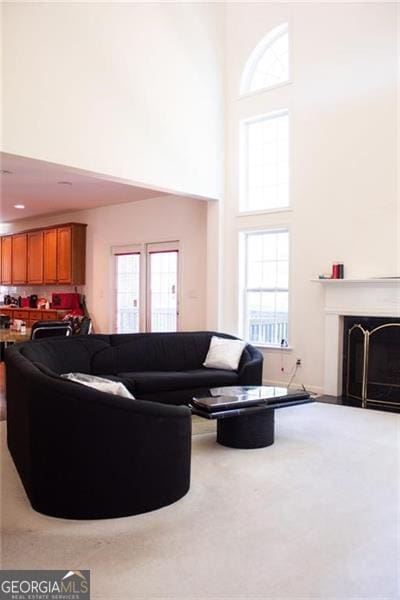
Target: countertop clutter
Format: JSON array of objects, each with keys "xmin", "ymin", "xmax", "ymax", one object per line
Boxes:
[{"xmin": 0, "ymin": 292, "xmax": 83, "ymax": 328}]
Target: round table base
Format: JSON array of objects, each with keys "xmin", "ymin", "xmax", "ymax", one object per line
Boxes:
[{"xmin": 217, "ymin": 409, "xmax": 275, "ymax": 449}]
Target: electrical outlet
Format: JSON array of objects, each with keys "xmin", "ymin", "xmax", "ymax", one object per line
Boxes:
[{"xmin": 296, "ymin": 358, "xmax": 302, "ymax": 367}]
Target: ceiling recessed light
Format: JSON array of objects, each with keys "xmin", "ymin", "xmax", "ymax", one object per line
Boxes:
[
  {"xmin": 0, "ymin": 169, "xmax": 13, "ymax": 175},
  {"xmin": 14, "ymin": 204, "xmax": 25, "ymax": 209},
  {"xmin": 57, "ymin": 181, "xmax": 72, "ymax": 185}
]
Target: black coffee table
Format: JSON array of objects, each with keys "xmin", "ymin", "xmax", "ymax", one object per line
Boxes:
[{"xmin": 190, "ymin": 386, "xmax": 312, "ymax": 449}]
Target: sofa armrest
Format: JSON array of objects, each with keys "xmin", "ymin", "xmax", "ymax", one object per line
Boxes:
[
  {"xmin": 238, "ymin": 346, "xmax": 263, "ymax": 385},
  {"xmin": 6, "ymin": 348, "xmax": 191, "ymax": 519}
]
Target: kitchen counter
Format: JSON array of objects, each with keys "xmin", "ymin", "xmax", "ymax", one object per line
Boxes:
[
  {"xmin": 0, "ymin": 307, "xmax": 69, "ymax": 327},
  {"xmin": 0, "ymin": 327, "xmax": 32, "ymax": 361},
  {"xmin": 0, "ymin": 328, "xmax": 31, "ymax": 343}
]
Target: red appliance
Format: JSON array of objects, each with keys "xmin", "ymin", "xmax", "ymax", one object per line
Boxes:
[{"xmin": 51, "ymin": 293, "xmax": 81, "ymax": 310}]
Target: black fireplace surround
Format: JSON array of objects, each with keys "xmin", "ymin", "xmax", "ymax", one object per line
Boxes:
[
  {"xmin": 5, "ymin": 331, "xmax": 263, "ymax": 519},
  {"xmin": 342, "ymin": 316, "xmax": 400, "ymax": 409}
]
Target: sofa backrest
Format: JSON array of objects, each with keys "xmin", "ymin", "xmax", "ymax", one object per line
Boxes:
[
  {"xmin": 91, "ymin": 331, "xmax": 238, "ymax": 374},
  {"xmin": 17, "ymin": 331, "xmax": 242, "ymax": 375},
  {"xmin": 19, "ymin": 335, "xmax": 111, "ymax": 374}
]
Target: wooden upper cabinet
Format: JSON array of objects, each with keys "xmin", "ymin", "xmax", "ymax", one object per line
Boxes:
[
  {"xmin": 1, "ymin": 237, "xmax": 12, "ymax": 285},
  {"xmin": 12, "ymin": 234, "xmax": 27, "ymax": 284},
  {"xmin": 27, "ymin": 231, "xmax": 44, "ymax": 284},
  {"xmin": 0, "ymin": 223, "xmax": 86, "ymax": 286},
  {"xmin": 43, "ymin": 228, "xmax": 58, "ymax": 284},
  {"xmin": 57, "ymin": 226, "xmax": 72, "ymax": 283},
  {"xmin": 57, "ymin": 224, "xmax": 86, "ymax": 285}
]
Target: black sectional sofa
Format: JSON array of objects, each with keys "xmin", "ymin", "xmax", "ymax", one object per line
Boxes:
[{"xmin": 5, "ymin": 331, "xmax": 263, "ymax": 520}]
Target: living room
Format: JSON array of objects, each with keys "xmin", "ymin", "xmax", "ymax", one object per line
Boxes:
[{"xmin": 1, "ymin": 2, "xmax": 399, "ymax": 598}]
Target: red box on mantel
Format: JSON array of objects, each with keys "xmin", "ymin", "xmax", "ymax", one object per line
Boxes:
[
  {"xmin": 332, "ymin": 263, "xmax": 340, "ymax": 279},
  {"xmin": 51, "ymin": 293, "xmax": 81, "ymax": 310}
]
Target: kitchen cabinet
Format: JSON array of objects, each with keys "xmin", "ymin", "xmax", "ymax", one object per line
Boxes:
[
  {"xmin": 1, "ymin": 237, "xmax": 12, "ymax": 285},
  {"xmin": 57, "ymin": 226, "xmax": 72, "ymax": 283},
  {"xmin": 0, "ymin": 223, "xmax": 86, "ymax": 286},
  {"xmin": 43, "ymin": 228, "xmax": 57, "ymax": 284},
  {"xmin": 56, "ymin": 224, "xmax": 86, "ymax": 285},
  {"xmin": 27, "ymin": 231, "xmax": 44, "ymax": 284},
  {"xmin": 12, "ymin": 234, "xmax": 28, "ymax": 284},
  {"xmin": 41, "ymin": 310, "xmax": 59, "ymax": 320}
]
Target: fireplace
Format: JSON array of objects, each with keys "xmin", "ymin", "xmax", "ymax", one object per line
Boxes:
[
  {"xmin": 317, "ymin": 278, "xmax": 400, "ymax": 398},
  {"xmin": 342, "ymin": 316, "xmax": 400, "ymax": 408}
]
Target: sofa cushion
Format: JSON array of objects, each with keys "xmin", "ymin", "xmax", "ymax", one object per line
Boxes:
[
  {"xmin": 98, "ymin": 374, "xmax": 137, "ymax": 394},
  {"xmin": 117, "ymin": 368, "xmax": 239, "ymax": 395},
  {"xmin": 60, "ymin": 373, "xmax": 135, "ymax": 399},
  {"xmin": 203, "ymin": 336, "xmax": 247, "ymax": 370}
]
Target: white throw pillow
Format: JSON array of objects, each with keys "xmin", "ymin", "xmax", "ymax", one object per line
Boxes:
[
  {"xmin": 203, "ymin": 336, "xmax": 247, "ymax": 371},
  {"xmin": 61, "ymin": 373, "xmax": 135, "ymax": 399}
]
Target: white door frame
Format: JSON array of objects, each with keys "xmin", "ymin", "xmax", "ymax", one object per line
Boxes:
[{"xmin": 111, "ymin": 241, "xmax": 180, "ymax": 333}]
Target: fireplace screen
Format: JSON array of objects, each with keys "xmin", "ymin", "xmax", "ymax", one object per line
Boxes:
[{"xmin": 346, "ymin": 321, "xmax": 400, "ymax": 407}]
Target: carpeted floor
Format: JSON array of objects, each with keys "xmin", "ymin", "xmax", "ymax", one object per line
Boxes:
[{"xmin": 1, "ymin": 402, "xmax": 399, "ymax": 599}]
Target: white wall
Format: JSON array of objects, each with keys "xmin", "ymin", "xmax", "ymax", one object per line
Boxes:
[
  {"xmin": 2, "ymin": 2, "xmax": 398, "ymax": 393},
  {"xmin": 397, "ymin": 2, "xmax": 400, "ymax": 276},
  {"xmin": 2, "ymin": 2, "xmax": 224, "ymax": 200},
  {"xmin": 7, "ymin": 196, "xmax": 208, "ymax": 334},
  {"xmin": 221, "ymin": 3, "xmax": 398, "ymax": 393}
]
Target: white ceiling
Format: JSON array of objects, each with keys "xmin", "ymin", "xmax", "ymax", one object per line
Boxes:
[{"xmin": 0, "ymin": 152, "xmax": 172, "ymax": 222}]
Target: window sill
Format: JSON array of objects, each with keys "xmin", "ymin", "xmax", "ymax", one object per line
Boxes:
[
  {"xmin": 254, "ymin": 344, "xmax": 293, "ymax": 351},
  {"xmin": 237, "ymin": 207, "xmax": 292, "ymax": 218}
]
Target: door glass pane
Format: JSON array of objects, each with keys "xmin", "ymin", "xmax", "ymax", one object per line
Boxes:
[
  {"xmin": 115, "ymin": 254, "xmax": 140, "ymax": 333},
  {"xmin": 150, "ymin": 251, "xmax": 178, "ymax": 332}
]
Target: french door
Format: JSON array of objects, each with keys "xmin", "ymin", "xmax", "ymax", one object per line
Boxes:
[
  {"xmin": 114, "ymin": 242, "xmax": 179, "ymax": 333},
  {"xmin": 147, "ymin": 243, "xmax": 178, "ymax": 332},
  {"xmin": 115, "ymin": 252, "xmax": 140, "ymax": 333}
]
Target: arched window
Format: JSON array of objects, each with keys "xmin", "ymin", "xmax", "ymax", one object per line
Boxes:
[{"xmin": 240, "ymin": 23, "xmax": 289, "ymax": 95}]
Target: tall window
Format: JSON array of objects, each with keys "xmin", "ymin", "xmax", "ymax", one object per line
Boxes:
[
  {"xmin": 241, "ymin": 229, "xmax": 289, "ymax": 346},
  {"xmin": 237, "ymin": 25, "xmax": 291, "ymax": 345},
  {"xmin": 240, "ymin": 110, "xmax": 289, "ymax": 212},
  {"xmin": 240, "ymin": 23, "xmax": 289, "ymax": 95}
]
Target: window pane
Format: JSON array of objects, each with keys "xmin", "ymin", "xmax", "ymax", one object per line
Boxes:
[
  {"xmin": 277, "ymin": 231, "xmax": 289, "ymax": 259},
  {"xmin": 276, "ymin": 261, "xmax": 289, "ymax": 288},
  {"xmin": 243, "ymin": 230, "xmax": 289, "ymax": 346},
  {"xmin": 249, "ymin": 33, "xmax": 289, "ymax": 92},
  {"xmin": 262, "ymin": 262, "xmax": 277, "ymax": 287},
  {"xmin": 243, "ymin": 112, "xmax": 289, "ymax": 212},
  {"xmin": 116, "ymin": 254, "xmax": 140, "ymax": 333},
  {"xmin": 247, "ymin": 260, "xmax": 263, "ymax": 288},
  {"xmin": 241, "ymin": 25, "xmax": 289, "ymax": 95},
  {"xmin": 150, "ymin": 251, "xmax": 178, "ymax": 332}
]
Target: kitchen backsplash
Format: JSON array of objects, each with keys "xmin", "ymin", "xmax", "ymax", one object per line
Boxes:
[{"xmin": 0, "ymin": 285, "xmax": 84, "ymax": 303}]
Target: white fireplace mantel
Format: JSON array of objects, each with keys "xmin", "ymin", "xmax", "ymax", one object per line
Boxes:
[{"xmin": 313, "ymin": 278, "xmax": 400, "ymax": 396}]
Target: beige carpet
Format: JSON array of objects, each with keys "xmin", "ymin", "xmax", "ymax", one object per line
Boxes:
[
  {"xmin": 1, "ymin": 403, "xmax": 399, "ymax": 599},
  {"xmin": 192, "ymin": 414, "xmax": 216, "ymax": 436}
]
